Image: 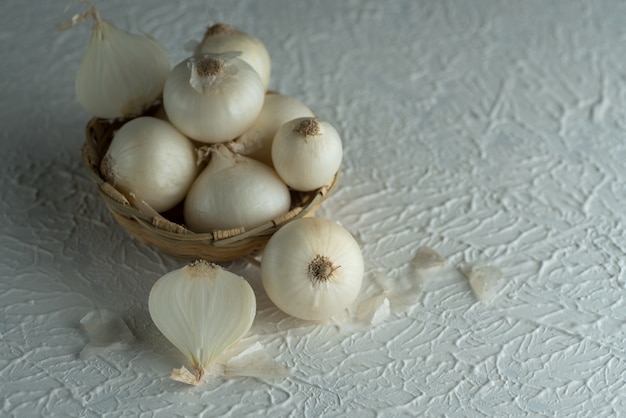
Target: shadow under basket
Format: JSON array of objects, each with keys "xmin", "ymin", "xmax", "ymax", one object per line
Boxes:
[{"xmin": 82, "ymin": 117, "xmax": 339, "ymax": 262}]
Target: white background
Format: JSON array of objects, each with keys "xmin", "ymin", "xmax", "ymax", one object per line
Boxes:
[{"xmin": 2, "ymin": 0, "xmax": 626, "ymax": 416}]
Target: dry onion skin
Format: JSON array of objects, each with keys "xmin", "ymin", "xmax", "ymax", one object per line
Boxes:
[
  {"xmin": 100, "ymin": 117, "xmax": 198, "ymax": 213},
  {"xmin": 148, "ymin": 260, "xmax": 256, "ymax": 385},
  {"xmin": 261, "ymin": 217, "xmax": 364, "ymax": 321},
  {"xmin": 460, "ymin": 263, "xmax": 504, "ymax": 304}
]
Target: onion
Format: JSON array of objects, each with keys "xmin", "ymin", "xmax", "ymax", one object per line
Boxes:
[
  {"xmin": 272, "ymin": 117, "xmax": 343, "ymax": 191},
  {"xmin": 261, "ymin": 217, "xmax": 364, "ymax": 321},
  {"xmin": 163, "ymin": 53, "xmax": 265, "ymax": 144},
  {"xmin": 195, "ymin": 23, "xmax": 271, "ymax": 90},
  {"xmin": 184, "ymin": 145, "xmax": 291, "ymax": 232},
  {"xmin": 100, "ymin": 117, "xmax": 198, "ymax": 213},
  {"xmin": 232, "ymin": 93, "xmax": 315, "ymax": 167}
]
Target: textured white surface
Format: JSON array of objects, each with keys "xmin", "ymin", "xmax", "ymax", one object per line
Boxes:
[{"xmin": 2, "ymin": 0, "xmax": 626, "ymax": 416}]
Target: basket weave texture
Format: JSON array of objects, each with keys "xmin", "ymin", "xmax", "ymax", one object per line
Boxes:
[{"xmin": 82, "ymin": 116, "xmax": 339, "ymax": 261}]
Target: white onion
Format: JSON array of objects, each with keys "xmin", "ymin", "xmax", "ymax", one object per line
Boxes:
[
  {"xmin": 149, "ymin": 260, "xmax": 256, "ymax": 385},
  {"xmin": 261, "ymin": 217, "xmax": 364, "ymax": 321},
  {"xmin": 71, "ymin": 6, "xmax": 170, "ymax": 119},
  {"xmin": 195, "ymin": 23, "xmax": 271, "ymax": 90},
  {"xmin": 272, "ymin": 117, "xmax": 343, "ymax": 191},
  {"xmin": 184, "ymin": 145, "xmax": 291, "ymax": 232},
  {"xmin": 163, "ymin": 53, "xmax": 265, "ymax": 144},
  {"xmin": 232, "ymin": 93, "xmax": 315, "ymax": 167},
  {"xmin": 100, "ymin": 117, "xmax": 198, "ymax": 213}
]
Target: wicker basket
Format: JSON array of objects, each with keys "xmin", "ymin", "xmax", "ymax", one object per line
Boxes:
[{"xmin": 82, "ymin": 116, "xmax": 339, "ymax": 262}]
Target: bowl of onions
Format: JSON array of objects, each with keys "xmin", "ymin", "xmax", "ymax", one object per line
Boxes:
[{"xmin": 74, "ymin": 8, "xmax": 340, "ymax": 261}]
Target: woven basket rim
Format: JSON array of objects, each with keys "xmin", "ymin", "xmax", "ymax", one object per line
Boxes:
[{"xmin": 82, "ymin": 115, "xmax": 339, "ymax": 258}]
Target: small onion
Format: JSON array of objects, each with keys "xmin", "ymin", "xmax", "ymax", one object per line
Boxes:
[
  {"xmin": 184, "ymin": 145, "xmax": 291, "ymax": 232},
  {"xmin": 261, "ymin": 217, "xmax": 364, "ymax": 321},
  {"xmin": 100, "ymin": 117, "xmax": 198, "ymax": 213},
  {"xmin": 272, "ymin": 117, "xmax": 343, "ymax": 191},
  {"xmin": 195, "ymin": 23, "xmax": 271, "ymax": 90},
  {"xmin": 231, "ymin": 93, "xmax": 315, "ymax": 167},
  {"xmin": 163, "ymin": 53, "xmax": 265, "ymax": 144}
]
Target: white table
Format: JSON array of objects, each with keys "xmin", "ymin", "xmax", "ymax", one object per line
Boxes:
[{"xmin": 2, "ymin": 0, "xmax": 625, "ymax": 416}]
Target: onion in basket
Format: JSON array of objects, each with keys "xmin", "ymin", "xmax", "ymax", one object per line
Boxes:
[
  {"xmin": 195, "ymin": 23, "xmax": 271, "ymax": 90},
  {"xmin": 184, "ymin": 145, "xmax": 291, "ymax": 232},
  {"xmin": 272, "ymin": 117, "xmax": 343, "ymax": 192},
  {"xmin": 100, "ymin": 117, "xmax": 198, "ymax": 213},
  {"xmin": 231, "ymin": 93, "xmax": 315, "ymax": 167},
  {"xmin": 163, "ymin": 53, "xmax": 265, "ymax": 144}
]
